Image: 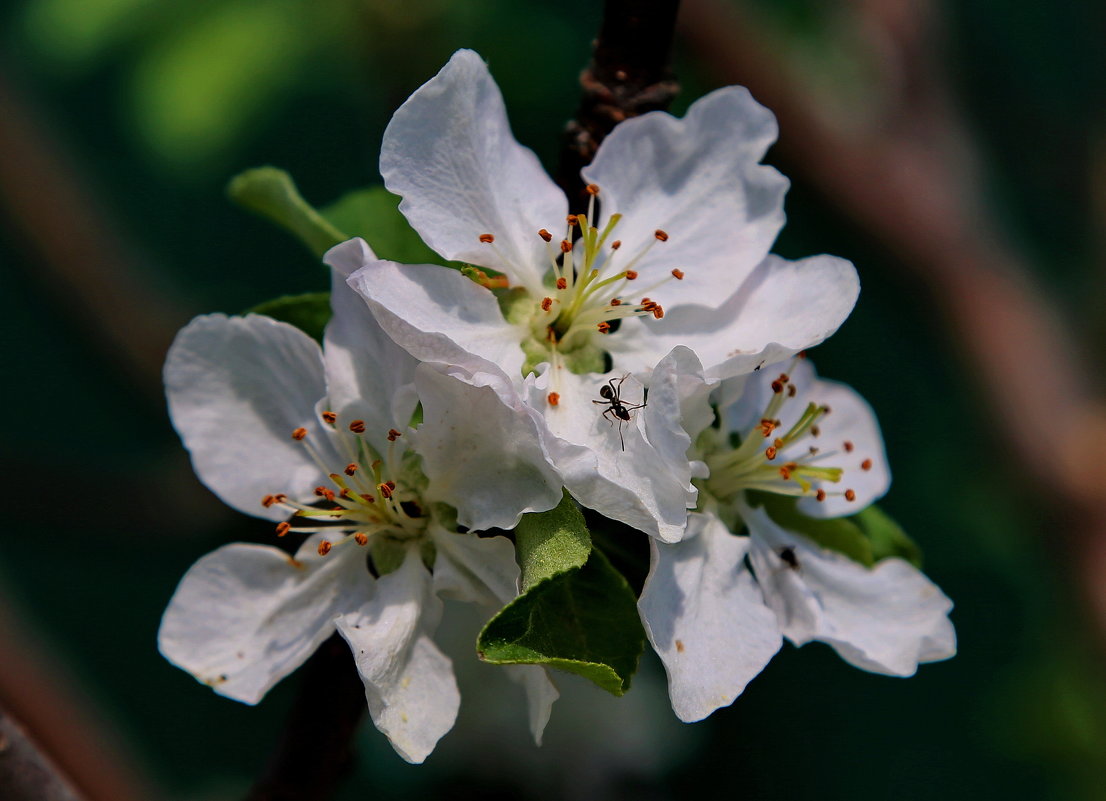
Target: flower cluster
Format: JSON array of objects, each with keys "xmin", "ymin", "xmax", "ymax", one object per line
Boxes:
[{"xmin": 160, "ymin": 49, "xmax": 955, "ymax": 762}]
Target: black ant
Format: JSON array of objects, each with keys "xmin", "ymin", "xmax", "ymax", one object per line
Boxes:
[{"xmin": 592, "ymin": 374, "xmax": 646, "ymax": 451}]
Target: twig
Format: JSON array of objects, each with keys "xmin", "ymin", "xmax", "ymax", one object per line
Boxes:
[
  {"xmin": 556, "ymin": 0, "xmax": 682, "ymax": 208},
  {"xmin": 0, "ymin": 708, "xmax": 86, "ymax": 801},
  {"xmin": 243, "ymin": 635, "xmax": 366, "ymax": 801}
]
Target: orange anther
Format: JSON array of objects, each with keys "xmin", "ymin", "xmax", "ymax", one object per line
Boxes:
[
  {"xmin": 479, "ymin": 233, "xmax": 495, "ymax": 243},
  {"xmin": 349, "ymin": 420, "xmax": 366, "ymax": 434},
  {"xmin": 624, "ymin": 270, "xmax": 638, "ymax": 280},
  {"xmin": 556, "ymin": 277, "xmax": 567, "ymax": 290},
  {"xmin": 262, "ymin": 495, "xmax": 276, "ymax": 508},
  {"xmin": 541, "ymin": 297, "xmax": 553, "ymax": 311},
  {"xmin": 585, "ymin": 183, "xmax": 600, "ymax": 195},
  {"xmin": 779, "ymin": 466, "xmax": 792, "ymax": 480},
  {"xmin": 387, "ymin": 428, "xmax": 402, "ymax": 441},
  {"xmin": 560, "ymin": 239, "xmax": 573, "ymax": 253},
  {"xmin": 566, "ymin": 214, "xmax": 578, "ymax": 226},
  {"xmin": 844, "ymin": 441, "xmax": 855, "ymax": 453},
  {"xmin": 597, "ymin": 322, "xmax": 611, "ymax": 334},
  {"xmin": 354, "ymin": 532, "xmax": 369, "ymax": 546},
  {"xmin": 314, "ymin": 486, "xmax": 335, "ymax": 502},
  {"xmin": 765, "ymin": 446, "xmax": 778, "ymax": 460},
  {"xmin": 547, "ymin": 392, "xmax": 560, "ymax": 407},
  {"xmin": 321, "ymin": 411, "xmax": 337, "ymax": 425},
  {"xmin": 291, "ymin": 427, "xmax": 307, "ymax": 441},
  {"xmin": 538, "ymin": 228, "xmax": 553, "ymax": 242},
  {"xmin": 345, "ymin": 463, "xmax": 358, "ymax": 476},
  {"xmin": 861, "ymin": 459, "xmax": 873, "ymax": 471},
  {"xmin": 611, "ymin": 240, "xmax": 622, "ymax": 250},
  {"xmin": 275, "ymin": 522, "xmax": 291, "ymax": 537},
  {"xmin": 815, "ymin": 489, "xmax": 827, "ymax": 502},
  {"xmin": 845, "ymin": 489, "xmax": 857, "ymax": 501},
  {"xmin": 771, "ymin": 380, "xmax": 784, "ymax": 394},
  {"xmin": 671, "ymin": 268, "xmax": 685, "ymax": 280},
  {"xmin": 811, "ymin": 426, "xmax": 821, "ymax": 437},
  {"xmin": 654, "ymin": 229, "xmax": 669, "ymax": 242},
  {"xmin": 317, "ymin": 540, "xmax": 332, "ymax": 556},
  {"xmin": 651, "ymin": 305, "xmax": 664, "ymax": 319},
  {"xmin": 273, "ymin": 493, "xmax": 287, "ymax": 504},
  {"xmin": 788, "ymin": 384, "xmax": 797, "ymax": 397},
  {"xmin": 610, "ymin": 298, "xmax": 622, "ymax": 306}
]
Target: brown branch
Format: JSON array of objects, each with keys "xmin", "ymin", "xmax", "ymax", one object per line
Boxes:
[
  {"xmin": 243, "ymin": 635, "xmax": 366, "ymax": 801},
  {"xmin": 0, "ymin": 708, "xmax": 87, "ymax": 801},
  {"xmin": 679, "ymin": 0, "xmax": 1106, "ymax": 636},
  {"xmin": 556, "ymin": 0, "xmax": 682, "ymax": 208}
]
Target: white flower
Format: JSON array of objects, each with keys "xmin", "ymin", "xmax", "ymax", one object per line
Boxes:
[
  {"xmin": 158, "ymin": 249, "xmax": 557, "ymax": 763},
  {"xmin": 341, "ymin": 49, "xmax": 860, "ymax": 542},
  {"xmin": 639, "ymin": 358, "xmax": 956, "ymax": 722}
]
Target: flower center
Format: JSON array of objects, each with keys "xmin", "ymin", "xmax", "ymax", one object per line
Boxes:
[
  {"xmin": 704, "ymin": 369, "xmax": 862, "ymax": 504},
  {"xmin": 261, "ymin": 414, "xmax": 427, "ymax": 558}
]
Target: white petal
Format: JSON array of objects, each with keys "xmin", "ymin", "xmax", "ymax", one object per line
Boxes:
[
  {"xmin": 323, "ymin": 239, "xmax": 419, "ymax": 453},
  {"xmin": 743, "ymin": 502, "xmax": 956, "ymax": 676},
  {"xmin": 503, "ymin": 665, "xmax": 560, "ymax": 746},
  {"xmin": 430, "ymin": 525, "xmax": 521, "ymax": 607},
  {"xmin": 582, "ymin": 86, "xmax": 788, "ymax": 307},
  {"xmin": 335, "ymin": 547, "xmax": 459, "ymax": 764},
  {"xmin": 415, "ymin": 365, "xmax": 562, "ymax": 531},
  {"xmin": 727, "ymin": 358, "xmax": 890, "ymax": 516},
  {"xmin": 639, "ymin": 513, "xmax": 781, "ymax": 721},
  {"xmin": 347, "ymin": 260, "xmax": 526, "ymax": 379},
  {"xmin": 164, "ymin": 314, "xmax": 338, "ymax": 520},
  {"xmin": 158, "ymin": 537, "xmax": 369, "ymax": 704},
  {"xmin": 533, "ymin": 368, "xmax": 694, "ymax": 542},
  {"xmin": 380, "ymin": 50, "xmax": 566, "ymax": 295},
  {"xmin": 608, "ymin": 254, "xmax": 859, "ymax": 380}
]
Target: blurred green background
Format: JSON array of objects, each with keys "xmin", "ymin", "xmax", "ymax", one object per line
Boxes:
[{"xmin": 2, "ymin": 0, "xmax": 1104, "ymax": 799}]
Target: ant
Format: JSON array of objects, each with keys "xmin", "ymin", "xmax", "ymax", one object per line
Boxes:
[{"xmin": 592, "ymin": 374, "xmax": 646, "ymax": 451}]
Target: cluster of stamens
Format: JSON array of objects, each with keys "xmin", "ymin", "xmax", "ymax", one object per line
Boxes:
[
  {"xmin": 261, "ymin": 414, "xmax": 426, "ymax": 558},
  {"xmin": 706, "ymin": 366, "xmax": 869, "ymax": 504},
  {"xmin": 477, "ymin": 183, "xmax": 685, "ymax": 355}
]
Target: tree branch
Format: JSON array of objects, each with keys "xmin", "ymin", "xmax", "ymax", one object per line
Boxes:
[{"xmin": 0, "ymin": 709, "xmax": 87, "ymax": 801}]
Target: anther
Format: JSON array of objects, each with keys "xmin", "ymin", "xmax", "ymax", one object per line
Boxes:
[
  {"xmin": 774, "ymin": 438, "xmax": 784, "ymax": 449},
  {"xmin": 811, "ymin": 426, "xmax": 821, "ymax": 437},
  {"xmin": 354, "ymin": 532, "xmax": 369, "ymax": 546},
  {"xmin": 538, "ymin": 228, "xmax": 552, "ymax": 242},
  {"xmin": 843, "ymin": 441, "xmax": 855, "ymax": 453},
  {"xmin": 798, "ymin": 350, "xmax": 808, "ymax": 359},
  {"xmin": 610, "ymin": 298, "xmax": 622, "ymax": 306},
  {"xmin": 321, "ymin": 411, "xmax": 337, "ymax": 425},
  {"xmin": 560, "ymin": 239, "xmax": 573, "ymax": 253},
  {"xmin": 556, "ymin": 277, "xmax": 567, "ymax": 290},
  {"xmin": 861, "ymin": 458, "xmax": 873, "ymax": 471},
  {"xmin": 654, "ymin": 229, "xmax": 669, "ymax": 242},
  {"xmin": 541, "ymin": 297, "xmax": 553, "ymax": 311},
  {"xmin": 815, "ymin": 489, "xmax": 827, "ymax": 502},
  {"xmin": 671, "ymin": 268, "xmax": 685, "ymax": 280},
  {"xmin": 845, "ymin": 489, "xmax": 857, "ymax": 501},
  {"xmin": 778, "ymin": 373, "xmax": 790, "ymax": 383},
  {"xmin": 566, "ymin": 214, "xmax": 578, "ymax": 225},
  {"xmin": 611, "ymin": 240, "xmax": 622, "ymax": 250},
  {"xmin": 788, "ymin": 384, "xmax": 797, "ymax": 397},
  {"xmin": 387, "ymin": 428, "xmax": 402, "ymax": 441},
  {"xmin": 771, "ymin": 380, "xmax": 784, "ymax": 394},
  {"xmin": 479, "ymin": 233, "xmax": 495, "ymax": 243},
  {"xmin": 809, "ymin": 447, "xmax": 819, "ymax": 456},
  {"xmin": 765, "ymin": 446, "xmax": 778, "ymax": 460},
  {"xmin": 291, "ymin": 427, "xmax": 307, "ymax": 441},
  {"xmin": 779, "ymin": 466, "xmax": 792, "ymax": 480},
  {"xmin": 759, "ymin": 419, "xmax": 776, "ymax": 437},
  {"xmin": 585, "ymin": 184, "xmax": 600, "ymax": 195},
  {"xmin": 317, "ymin": 540, "xmax": 332, "ymax": 556},
  {"xmin": 314, "ymin": 486, "xmax": 335, "ymax": 502},
  {"xmin": 344, "ymin": 463, "xmax": 358, "ymax": 476},
  {"xmin": 273, "ymin": 493, "xmax": 287, "ymax": 504},
  {"xmin": 624, "ymin": 270, "xmax": 638, "ymax": 280},
  {"xmin": 262, "ymin": 494, "xmax": 276, "ymax": 508},
  {"xmin": 651, "ymin": 305, "xmax": 664, "ymax": 319},
  {"xmin": 547, "ymin": 392, "xmax": 560, "ymax": 407},
  {"xmin": 275, "ymin": 522, "xmax": 291, "ymax": 537},
  {"xmin": 597, "ymin": 322, "xmax": 611, "ymax": 334},
  {"xmin": 378, "ymin": 481, "xmax": 396, "ymax": 499},
  {"xmin": 339, "ymin": 488, "xmax": 351, "ymax": 499},
  {"xmin": 349, "ymin": 420, "xmax": 366, "ymax": 434}
]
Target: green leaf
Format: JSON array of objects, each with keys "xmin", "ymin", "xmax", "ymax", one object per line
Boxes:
[
  {"xmin": 749, "ymin": 492, "xmax": 875, "ymax": 567},
  {"xmin": 513, "ymin": 490, "xmax": 592, "ymax": 591},
  {"xmin": 247, "ymin": 292, "xmax": 331, "ymax": 343},
  {"xmin": 322, "ymin": 186, "xmax": 441, "ymax": 265},
  {"xmin": 851, "ymin": 505, "xmax": 924, "ymax": 568},
  {"xmin": 477, "ymin": 548, "xmax": 645, "ymax": 695},
  {"xmin": 227, "ymin": 167, "xmax": 347, "ymax": 258}
]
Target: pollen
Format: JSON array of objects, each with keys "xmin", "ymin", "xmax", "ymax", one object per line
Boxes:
[
  {"xmin": 541, "ymin": 297, "xmax": 553, "ymax": 311},
  {"xmin": 547, "ymin": 392, "xmax": 560, "ymax": 406},
  {"xmin": 344, "ymin": 463, "xmax": 358, "ymax": 476},
  {"xmin": 556, "ymin": 277, "xmax": 567, "ymax": 290},
  {"xmin": 845, "ymin": 489, "xmax": 857, "ymax": 501},
  {"xmin": 321, "ymin": 411, "xmax": 337, "ymax": 425},
  {"xmin": 844, "ymin": 441, "xmax": 855, "ymax": 453},
  {"xmin": 387, "ymin": 428, "xmax": 402, "ymax": 441},
  {"xmin": 354, "ymin": 532, "xmax": 369, "ymax": 546},
  {"xmin": 597, "ymin": 322, "xmax": 612, "ymax": 333},
  {"xmin": 654, "ymin": 229, "xmax": 669, "ymax": 242},
  {"xmin": 611, "ymin": 240, "xmax": 622, "ymax": 250},
  {"xmin": 275, "ymin": 521, "xmax": 291, "ymax": 537},
  {"xmin": 478, "ymin": 233, "xmax": 495, "ymax": 243},
  {"xmin": 560, "ymin": 239, "xmax": 573, "ymax": 253},
  {"xmin": 349, "ymin": 420, "xmax": 366, "ymax": 434},
  {"xmin": 317, "ymin": 540, "xmax": 332, "ymax": 556},
  {"xmin": 291, "ymin": 427, "xmax": 307, "ymax": 441},
  {"xmin": 538, "ymin": 228, "xmax": 552, "ymax": 242},
  {"xmin": 671, "ymin": 268, "xmax": 684, "ymax": 280},
  {"xmin": 624, "ymin": 270, "xmax": 638, "ymax": 280},
  {"xmin": 861, "ymin": 458, "xmax": 873, "ymax": 471},
  {"xmin": 585, "ymin": 183, "xmax": 600, "ymax": 195}
]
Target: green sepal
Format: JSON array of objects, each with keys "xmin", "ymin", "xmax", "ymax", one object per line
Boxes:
[
  {"xmin": 247, "ymin": 292, "xmax": 331, "ymax": 343},
  {"xmin": 477, "ymin": 548, "xmax": 645, "ymax": 695},
  {"xmin": 851, "ymin": 505, "xmax": 924, "ymax": 568},
  {"xmin": 227, "ymin": 167, "xmax": 347, "ymax": 258},
  {"xmin": 322, "ymin": 186, "xmax": 442, "ymax": 265},
  {"xmin": 514, "ymin": 490, "xmax": 592, "ymax": 591}
]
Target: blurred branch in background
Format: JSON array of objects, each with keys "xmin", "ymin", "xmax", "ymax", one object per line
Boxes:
[
  {"xmin": 680, "ymin": 0, "xmax": 1106, "ymax": 646},
  {"xmin": 0, "ymin": 708, "xmax": 86, "ymax": 801}
]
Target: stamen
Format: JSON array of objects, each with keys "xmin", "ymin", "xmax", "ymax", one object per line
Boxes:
[
  {"xmin": 262, "ymin": 494, "xmax": 276, "ymax": 508},
  {"xmin": 597, "ymin": 322, "xmax": 611, "ymax": 334},
  {"xmin": 585, "ymin": 183, "xmax": 600, "ymax": 195},
  {"xmin": 844, "ymin": 441, "xmax": 855, "ymax": 453},
  {"xmin": 560, "ymin": 239, "xmax": 573, "ymax": 253},
  {"xmin": 321, "ymin": 411, "xmax": 337, "ymax": 425},
  {"xmin": 387, "ymin": 429, "xmax": 402, "ymax": 441},
  {"xmin": 861, "ymin": 459, "xmax": 873, "ymax": 471},
  {"xmin": 541, "ymin": 297, "xmax": 554, "ymax": 311},
  {"xmin": 566, "ymin": 214, "xmax": 578, "ymax": 226},
  {"xmin": 845, "ymin": 489, "xmax": 857, "ymax": 501},
  {"xmin": 317, "ymin": 540, "xmax": 332, "ymax": 556},
  {"xmin": 654, "ymin": 229, "xmax": 669, "ymax": 242},
  {"xmin": 671, "ymin": 268, "xmax": 684, "ymax": 280},
  {"xmin": 547, "ymin": 392, "xmax": 560, "ymax": 407},
  {"xmin": 624, "ymin": 270, "xmax": 638, "ymax": 280},
  {"xmin": 276, "ymin": 522, "xmax": 291, "ymax": 537},
  {"xmin": 314, "ymin": 486, "xmax": 335, "ymax": 502},
  {"xmin": 760, "ymin": 419, "xmax": 776, "ymax": 437},
  {"xmin": 610, "ymin": 298, "xmax": 622, "ymax": 306},
  {"xmin": 788, "ymin": 384, "xmax": 797, "ymax": 397},
  {"xmin": 556, "ymin": 277, "xmax": 567, "ymax": 290},
  {"xmin": 344, "ymin": 463, "xmax": 358, "ymax": 476},
  {"xmin": 611, "ymin": 240, "xmax": 622, "ymax": 250},
  {"xmin": 479, "ymin": 233, "xmax": 495, "ymax": 243},
  {"xmin": 291, "ymin": 427, "xmax": 307, "ymax": 441},
  {"xmin": 379, "ymin": 481, "xmax": 396, "ymax": 499},
  {"xmin": 816, "ymin": 489, "xmax": 827, "ymax": 502},
  {"xmin": 349, "ymin": 420, "xmax": 366, "ymax": 434},
  {"xmin": 771, "ymin": 380, "xmax": 784, "ymax": 394},
  {"xmin": 765, "ymin": 446, "xmax": 777, "ymax": 460},
  {"xmin": 354, "ymin": 532, "xmax": 369, "ymax": 546},
  {"xmin": 538, "ymin": 229, "xmax": 552, "ymax": 242}
]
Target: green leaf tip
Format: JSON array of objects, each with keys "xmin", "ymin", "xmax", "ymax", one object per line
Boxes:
[
  {"xmin": 514, "ymin": 490, "xmax": 592, "ymax": 591},
  {"xmin": 477, "ymin": 548, "xmax": 645, "ymax": 696},
  {"xmin": 247, "ymin": 292, "xmax": 331, "ymax": 343},
  {"xmin": 228, "ymin": 166, "xmax": 348, "ymax": 258}
]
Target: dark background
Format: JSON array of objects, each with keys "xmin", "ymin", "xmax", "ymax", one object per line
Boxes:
[{"xmin": 2, "ymin": 0, "xmax": 1105, "ymax": 799}]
